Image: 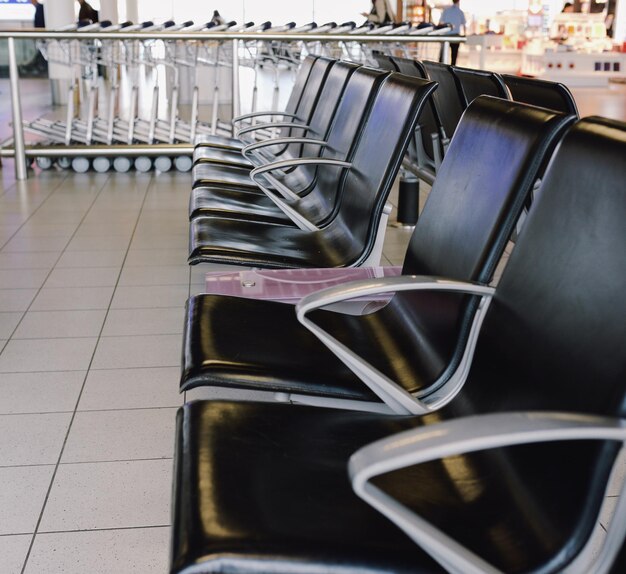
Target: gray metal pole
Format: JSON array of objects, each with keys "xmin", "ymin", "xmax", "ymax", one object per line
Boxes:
[
  {"xmin": 8, "ymin": 36, "xmax": 28, "ymax": 180},
  {"xmin": 231, "ymin": 38, "xmax": 240, "ymax": 133},
  {"xmin": 441, "ymin": 40, "xmax": 450, "ymax": 64}
]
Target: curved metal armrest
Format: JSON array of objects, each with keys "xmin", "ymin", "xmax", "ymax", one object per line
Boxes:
[
  {"xmin": 236, "ymin": 120, "xmax": 310, "ymax": 139},
  {"xmin": 250, "ymin": 158, "xmax": 352, "ymax": 202},
  {"xmin": 232, "ymin": 110, "xmax": 300, "ymax": 125},
  {"xmin": 295, "ymin": 277, "xmax": 494, "ymax": 415},
  {"xmin": 349, "ymin": 411, "xmax": 626, "ymax": 574},
  {"xmin": 242, "ymin": 137, "xmax": 328, "ymax": 160}
]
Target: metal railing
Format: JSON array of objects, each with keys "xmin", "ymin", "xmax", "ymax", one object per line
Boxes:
[{"xmin": 0, "ymin": 28, "xmax": 464, "ymax": 180}]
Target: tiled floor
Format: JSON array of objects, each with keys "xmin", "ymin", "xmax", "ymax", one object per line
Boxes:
[{"xmin": 1, "ymin": 77, "xmax": 624, "ymax": 572}]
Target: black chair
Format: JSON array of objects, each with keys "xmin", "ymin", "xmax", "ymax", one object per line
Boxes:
[
  {"xmin": 171, "ymin": 116, "xmax": 626, "ymax": 574},
  {"xmin": 421, "ymin": 60, "xmax": 466, "ymax": 141},
  {"xmin": 188, "ymin": 73, "xmax": 437, "ymax": 268},
  {"xmin": 450, "ymin": 65, "xmax": 510, "ymax": 106},
  {"xmin": 193, "ymin": 54, "xmax": 318, "ymax": 156},
  {"xmin": 188, "ymin": 65, "xmax": 386, "ymax": 227},
  {"xmin": 192, "ymin": 56, "xmax": 336, "ymax": 190},
  {"xmin": 372, "ymin": 50, "xmax": 399, "ymax": 72},
  {"xmin": 501, "ymin": 73, "xmax": 579, "ymax": 117},
  {"xmin": 181, "ymin": 97, "xmax": 574, "ymax": 412},
  {"xmin": 192, "ymin": 57, "xmax": 343, "ymax": 173}
]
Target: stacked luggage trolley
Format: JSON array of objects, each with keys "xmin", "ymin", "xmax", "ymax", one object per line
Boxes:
[{"xmin": 0, "ymin": 22, "xmax": 465, "ymax": 179}]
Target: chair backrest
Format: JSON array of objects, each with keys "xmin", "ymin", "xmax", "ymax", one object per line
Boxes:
[
  {"xmin": 371, "ymin": 51, "xmax": 398, "ymax": 72},
  {"xmin": 282, "ymin": 54, "xmax": 318, "ymax": 119},
  {"xmin": 278, "ymin": 56, "xmax": 335, "ymax": 146},
  {"xmin": 322, "ymin": 73, "xmax": 437, "ymax": 266},
  {"xmin": 501, "ymin": 73, "xmax": 579, "ymax": 117},
  {"xmin": 421, "ymin": 60, "xmax": 466, "ymax": 139},
  {"xmin": 391, "ymin": 56, "xmax": 445, "ymax": 163},
  {"xmin": 289, "ymin": 66, "xmax": 390, "ymax": 225},
  {"xmin": 382, "ymin": 96, "xmax": 574, "ymax": 391},
  {"xmin": 446, "ymin": 116, "xmax": 626, "ymax": 569},
  {"xmin": 450, "ymin": 65, "xmax": 510, "ymax": 106},
  {"xmin": 466, "ymin": 116, "xmax": 625, "ymax": 416}
]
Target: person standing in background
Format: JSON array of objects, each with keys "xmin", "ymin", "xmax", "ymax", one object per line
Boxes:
[
  {"xmin": 362, "ymin": 0, "xmax": 396, "ymax": 25},
  {"xmin": 439, "ymin": 0, "xmax": 466, "ymax": 65},
  {"xmin": 77, "ymin": 0, "xmax": 99, "ymax": 23},
  {"xmin": 31, "ymin": 0, "xmax": 45, "ymax": 28}
]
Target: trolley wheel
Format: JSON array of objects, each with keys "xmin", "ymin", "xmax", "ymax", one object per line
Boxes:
[
  {"xmin": 92, "ymin": 157, "xmax": 111, "ymax": 173},
  {"xmin": 154, "ymin": 155, "xmax": 172, "ymax": 172},
  {"xmin": 57, "ymin": 157, "xmax": 71, "ymax": 169},
  {"xmin": 174, "ymin": 155, "xmax": 192, "ymax": 172},
  {"xmin": 71, "ymin": 157, "xmax": 90, "ymax": 173},
  {"xmin": 113, "ymin": 157, "xmax": 132, "ymax": 173},
  {"xmin": 35, "ymin": 157, "xmax": 54, "ymax": 170},
  {"xmin": 134, "ymin": 156, "xmax": 152, "ymax": 173}
]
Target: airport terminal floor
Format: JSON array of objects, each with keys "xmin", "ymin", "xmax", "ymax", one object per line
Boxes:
[{"xmin": 1, "ymin": 14, "xmax": 626, "ymax": 571}]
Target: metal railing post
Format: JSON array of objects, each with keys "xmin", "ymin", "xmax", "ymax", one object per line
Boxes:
[
  {"xmin": 8, "ymin": 36, "xmax": 28, "ymax": 180},
  {"xmin": 231, "ymin": 38, "xmax": 240, "ymax": 134}
]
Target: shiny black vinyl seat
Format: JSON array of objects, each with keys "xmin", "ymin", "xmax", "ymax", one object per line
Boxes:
[
  {"xmin": 193, "ymin": 54, "xmax": 318, "ymax": 158},
  {"xmin": 192, "ymin": 56, "xmax": 336, "ymax": 190},
  {"xmin": 188, "ymin": 64, "xmax": 383, "ymax": 228},
  {"xmin": 389, "ymin": 56, "xmax": 446, "ymax": 178},
  {"xmin": 171, "ymin": 117, "xmax": 626, "ymax": 574},
  {"xmin": 501, "ymin": 73, "xmax": 579, "ymax": 117},
  {"xmin": 188, "ymin": 73, "xmax": 437, "ymax": 268},
  {"xmin": 450, "ymin": 65, "xmax": 510, "ymax": 106},
  {"xmin": 421, "ymin": 60, "xmax": 466, "ymax": 142},
  {"xmin": 180, "ymin": 97, "xmax": 575, "ymax": 410}
]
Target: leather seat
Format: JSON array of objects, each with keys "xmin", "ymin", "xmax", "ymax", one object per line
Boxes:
[
  {"xmin": 171, "ymin": 117, "xmax": 626, "ymax": 574},
  {"xmin": 181, "ymin": 97, "xmax": 575, "ymax": 401},
  {"xmin": 188, "ymin": 64, "xmax": 382, "ymax": 227},
  {"xmin": 188, "ymin": 73, "xmax": 437, "ymax": 267}
]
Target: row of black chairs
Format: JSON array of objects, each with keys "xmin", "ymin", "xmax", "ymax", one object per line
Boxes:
[{"xmin": 169, "ymin": 52, "xmax": 626, "ymax": 574}]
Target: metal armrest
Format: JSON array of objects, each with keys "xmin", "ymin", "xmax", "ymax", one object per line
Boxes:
[
  {"xmin": 232, "ymin": 110, "xmax": 300, "ymax": 126},
  {"xmin": 349, "ymin": 411, "xmax": 626, "ymax": 574},
  {"xmin": 250, "ymin": 158, "xmax": 352, "ymax": 202},
  {"xmin": 295, "ymin": 277, "xmax": 494, "ymax": 415},
  {"xmin": 242, "ymin": 137, "xmax": 328, "ymax": 161},
  {"xmin": 236, "ymin": 120, "xmax": 310, "ymax": 139}
]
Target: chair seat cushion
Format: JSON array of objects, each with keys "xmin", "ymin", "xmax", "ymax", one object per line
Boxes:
[
  {"xmin": 189, "ymin": 186, "xmax": 293, "ymax": 225},
  {"xmin": 188, "ymin": 216, "xmax": 361, "ymax": 268},
  {"xmin": 171, "ymin": 400, "xmax": 446, "ymax": 574},
  {"xmin": 193, "ymin": 147, "xmax": 253, "ymax": 170},
  {"xmin": 181, "ymin": 293, "xmax": 465, "ymax": 399},
  {"xmin": 194, "ymin": 134, "xmax": 243, "ymax": 153},
  {"xmin": 192, "ymin": 163, "xmax": 258, "ymax": 190},
  {"xmin": 172, "ymin": 400, "xmax": 611, "ymax": 574}
]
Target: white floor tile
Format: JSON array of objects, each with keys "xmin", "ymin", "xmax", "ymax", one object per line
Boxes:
[
  {"xmin": 43, "ymin": 267, "xmax": 120, "ymax": 288},
  {"xmin": 91, "ymin": 334, "xmax": 181, "ymax": 369},
  {"xmin": 0, "ymin": 268, "xmax": 49, "ymax": 289},
  {"xmin": 118, "ymin": 264, "xmax": 190, "ymax": 286},
  {"xmin": 0, "ymin": 371, "xmax": 85, "ymax": 414},
  {"xmin": 123, "ymin": 248, "xmax": 188, "ymax": 267},
  {"xmin": 78, "ymin": 367, "xmax": 182, "ymax": 411},
  {"xmin": 62, "ymin": 408, "xmax": 177, "ymax": 463},
  {"xmin": 0, "ymin": 534, "xmax": 31, "ymax": 574},
  {"xmin": 39, "ymin": 459, "xmax": 172, "ymax": 532},
  {"xmin": 1, "ymin": 236, "xmax": 69, "ymax": 253},
  {"xmin": 599, "ymin": 496, "xmax": 619, "ymax": 530},
  {"xmin": 0, "ymin": 289, "xmax": 38, "ymax": 312},
  {"xmin": 101, "ymin": 308, "xmax": 184, "ymax": 337},
  {"xmin": 0, "ymin": 465, "xmax": 55, "ymax": 535},
  {"xmin": 55, "ymin": 250, "xmax": 127, "ymax": 269},
  {"xmin": 13, "ymin": 310, "xmax": 107, "ymax": 339},
  {"xmin": 129, "ymin": 234, "xmax": 188, "ymax": 250},
  {"xmin": 65, "ymin": 235, "xmax": 131, "ymax": 252},
  {"xmin": 30, "ymin": 286, "xmax": 114, "ymax": 311},
  {"xmin": 0, "ymin": 338, "xmax": 98, "ymax": 372},
  {"xmin": 0, "ymin": 412, "xmax": 71, "ymax": 466},
  {"xmin": 0, "ymin": 251, "xmax": 60, "ymax": 270},
  {"xmin": 24, "ymin": 527, "xmax": 170, "ymax": 574},
  {"xmin": 110, "ymin": 285, "xmax": 189, "ymax": 309},
  {"xmin": 0, "ymin": 312, "xmax": 22, "ymax": 339}
]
